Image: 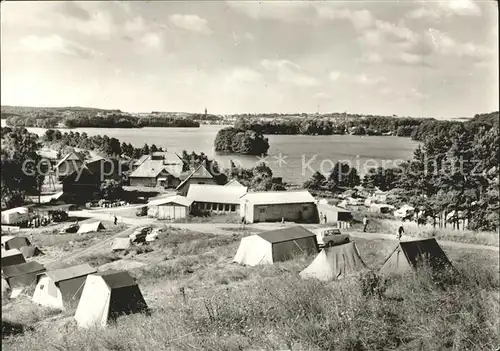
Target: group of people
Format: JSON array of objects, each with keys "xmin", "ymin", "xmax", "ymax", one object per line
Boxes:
[{"xmin": 319, "ymin": 213, "xmax": 328, "ymax": 224}]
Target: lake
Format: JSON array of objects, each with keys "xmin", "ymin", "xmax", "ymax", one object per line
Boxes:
[{"xmin": 3, "ymin": 122, "xmax": 421, "ymax": 185}]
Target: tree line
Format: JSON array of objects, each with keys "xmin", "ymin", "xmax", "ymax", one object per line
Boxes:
[
  {"xmin": 43, "ymin": 129, "xmax": 164, "ymax": 159},
  {"xmin": 302, "ymin": 111, "xmax": 499, "ymax": 231},
  {"xmin": 234, "ymin": 113, "xmax": 498, "ymax": 141},
  {"xmin": 6, "ymin": 114, "xmax": 200, "ymax": 129}
]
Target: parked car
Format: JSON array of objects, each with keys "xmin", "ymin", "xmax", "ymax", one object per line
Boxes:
[
  {"xmin": 314, "ymin": 228, "xmax": 350, "ymax": 248},
  {"xmin": 129, "ymin": 226, "xmax": 152, "ymax": 243},
  {"xmin": 59, "ymin": 223, "xmax": 79, "ymax": 234},
  {"xmin": 136, "ymin": 206, "xmax": 147, "ymax": 217}
]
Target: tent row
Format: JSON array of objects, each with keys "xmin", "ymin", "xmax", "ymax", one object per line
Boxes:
[
  {"xmin": 2, "ymin": 260, "xmax": 148, "ymax": 328},
  {"xmin": 233, "ymin": 226, "xmax": 453, "ymax": 280},
  {"xmin": 1, "ymin": 236, "xmax": 44, "ymax": 263}
]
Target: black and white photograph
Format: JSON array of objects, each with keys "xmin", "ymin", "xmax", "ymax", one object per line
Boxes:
[{"xmin": 1, "ymin": 0, "xmax": 499, "ymax": 349}]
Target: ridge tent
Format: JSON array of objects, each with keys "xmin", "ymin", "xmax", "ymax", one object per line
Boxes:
[
  {"xmin": 32, "ymin": 263, "xmax": 96, "ymax": 310},
  {"xmin": 2, "ymin": 261, "xmax": 46, "ymax": 288},
  {"xmin": 20, "ymin": 246, "xmax": 44, "ymax": 259},
  {"xmin": 233, "ymin": 226, "xmax": 319, "ymax": 266},
  {"xmin": 111, "ymin": 238, "xmax": 131, "ymax": 252},
  {"xmin": 77, "ymin": 221, "xmax": 105, "ymax": 234},
  {"xmin": 379, "ymin": 238, "xmax": 453, "ymax": 275},
  {"xmin": 74, "ymin": 270, "xmax": 149, "ymax": 328},
  {"xmin": 2, "ymin": 236, "xmax": 31, "ymax": 251},
  {"xmin": 1, "ymin": 249, "xmax": 26, "ymax": 267},
  {"xmin": 300, "ymin": 242, "xmax": 367, "ymax": 281}
]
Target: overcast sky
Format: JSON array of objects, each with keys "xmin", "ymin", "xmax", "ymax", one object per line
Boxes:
[{"xmin": 1, "ymin": 1, "xmax": 498, "ymax": 118}]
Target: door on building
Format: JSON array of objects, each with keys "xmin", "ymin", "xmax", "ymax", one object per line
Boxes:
[{"xmin": 258, "ymin": 207, "xmax": 267, "ymax": 222}]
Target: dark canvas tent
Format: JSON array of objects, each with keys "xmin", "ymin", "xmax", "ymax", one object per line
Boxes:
[
  {"xmin": 379, "ymin": 238, "xmax": 453, "ymax": 275},
  {"xmin": 233, "ymin": 226, "xmax": 319, "ymax": 266},
  {"xmin": 32, "ymin": 263, "xmax": 96, "ymax": 310},
  {"xmin": 74, "ymin": 270, "xmax": 148, "ymax": 328},
  {"xmin": 2, "ymin": 261, "xmax": 46, "ymax": 288},
  {"xmin": 20, "ymin": 246, "xmax": 44, "ymax": 259},
  {"xmin": 2, "ymin": 236, "xmax": 31, "ymax": 251},
  {"xmin": 1, "ymin": 249, "xmax": 26, "ymax": 267},
  {"xmin": 300, "ymin": 242, "xmax": 367, "ymax": 281}
]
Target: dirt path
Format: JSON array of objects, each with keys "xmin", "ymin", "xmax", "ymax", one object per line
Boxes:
[
  {"xmin": 60, "ymin": 223, "xmax": 137, "ymax": 264},
  {"xmin": 67, "ymin": 210, "xmax": 499, "ymax": 253}
]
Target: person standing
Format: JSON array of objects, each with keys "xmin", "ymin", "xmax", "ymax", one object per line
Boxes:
[
  {"xmin": 319, "ymin": 212, "xmax": 323, "ymax": 224},
  {"xmin": 114, "ymin": 215, "xmax": 118, "ymax": 225},
  {"xmin": 398, "ymin": 224, "xmax": 404, "ymax": 241},
  {"xmin": 363, "ymin": 216, "xmax": 368, "ymax": 232}
]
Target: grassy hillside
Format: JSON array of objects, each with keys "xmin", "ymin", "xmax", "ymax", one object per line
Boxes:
[{"xmin": 2, "ymin": 225, "xmax": 499, "ymax": 350}]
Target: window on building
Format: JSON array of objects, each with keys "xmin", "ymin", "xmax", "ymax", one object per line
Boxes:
[
  {"xmin": 218, "ymin": 203, "xmax": 224, "ymax": 211},
  {"xmin": 199, "ymin": 203, "xmax": 205, "ymax": 210},
  {"xmin": 303, "ymin": 205, "xmax": 309, "ymax": 211},
  {"xmin": 224, "ymin": 204, "xmax": 230, "ymax": 211},
  {"xmin": 230, "ymin": 204, "xmax": 236, "ymax": 212},
  {"xmin": 260, "ymin": 208, "xmax": 266, "ymax": 213},
  {"xmin": 212, "ymin": 203, "xmax": 218, "ymax": 211}
]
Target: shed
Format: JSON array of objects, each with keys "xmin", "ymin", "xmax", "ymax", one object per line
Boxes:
[
  {"xmin": 379, "ymin": 238, "xmax": 453, "ymax": 276},
  {"xmin": 32, "ymin": 264, "xmax": 97, "ymax": 310},
  {"xmin": 240, "ymin": 190, "xmax": 317, "ymax": 224},
  {"xmin": 300, "ymin": 242, "xmax": 366, "ymax": 281},
  {"xmin": 317, "ymin": 204, "xmax": 352, "ymax": 223},
  {"xmin": 77, "ymin": 221, "xmax": 105, "ymax": 234},
  {"xmin": 2, "ymin": 261, "xmax": 46, "ymax": 288},
  {"xmin": 1, "ymin": 249, "xmax": 26, "ymax": 267},
  {"xmin": 233, "ymin": 226, "xmax": 319, "ymax": 266},
  {"xmin": 187, "ymin": 184, "xmax": 247, "ymax": 214},
  {"xmin": 74, "ymin": 270, "xmax": 149, "ymax": 328},
  {"xmin": 1, "ymin": 207, "xmax": 30, "ymax": 226},
  {"xmin": 111, "ymin": 238, "xmax": 131, "ymax": 252},
  {"xmin": 147, "ymin": 195, "xmax": 193, "ymax": 220},
  {"xmin": 2, "ymin": 236, "xmax": 31, "ymax": 251}
]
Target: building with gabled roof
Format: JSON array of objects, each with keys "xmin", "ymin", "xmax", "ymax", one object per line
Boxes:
[
  {"xmin": 187, "ymin": 184, "xmax": 247, "ymax": 215},
  {"xmin": 175, "ymin": 163, "xmax": 216, "ymax": 196},
  {"xmin": 240, "ymin": 190, "xmax": 318, "ymax": 224},
  {"xmin": 55, "ymin": 152, "xmax": 84, "ymax": 180},
  {"xmin": 32, "ymin": 263, "xmax": 97, "ymax": 310},
  {"xmin": 233, "ymin": 226, "xmax": 319, "ymax": 266},
  {"xmin": 129, "ymin": 156, "xmax": 183, "ymax": 188}
]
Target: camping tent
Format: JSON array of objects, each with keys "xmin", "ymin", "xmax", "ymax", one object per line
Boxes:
[
  {"xmin": 2, "ymin": 236, "xmax": 31, "ymax": 251},
  {"xmin": 300, "ymin": 242, "xmax": 366, "ymax": 281},
  {"xmin": 2, "ymin": 277, "xmax": 10, "ymax": 295},
  {"xmin": 32, "ymin": 263, "xmax": 96, "ymax": 310},
  {"xmin": 1, "ymin": 249, "xmax": 26, "ymax": 267},
  {"xmin": 74, "ymin": 270, "xmax": 148, "ymax": 328},
  {"xmin": 20, "ymin": 246, "xmax": 44, "ymax": 259},
  {"xmin": 2, "ymin": 261, "xmax": 46, "ymax": 288},
  {"xmin": 233, "ymin": 226, "xmax": 319, "ymax": 266},
  {"xmin": 77, "ymin": 221, "xmax": 105, "ymax": 234},
  {"xmin": 111, "ymin": 238, "xmax": 131, "ymax": 252},
  {"xmin": 379, "ymin": 238, "xmax": 453, "ymax": 275}
]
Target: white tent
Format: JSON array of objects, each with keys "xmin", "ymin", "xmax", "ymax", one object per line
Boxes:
[
  {"xmin": 32, "ymin": 264, "xmax": 96, "ymax": 310},
  {"xmin": 77, "ymin": 221, "xmax": 105, "ymax": 234},
  {"xmin": 233, "ymin": 226, "xmax": 319, "ymax": 266},
  {"xmin": 74, "ymin": 270, "xmax": 148, "ymax": 328},
  {"xmin": 300, "ymin": 242, "xmax": 367, "ymax": 281},
  {"xmin": 111, "ymin": 238, "xmax": 131, "ymax": 251}
]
